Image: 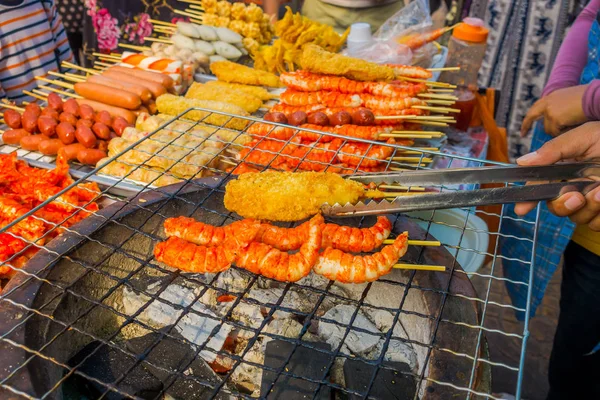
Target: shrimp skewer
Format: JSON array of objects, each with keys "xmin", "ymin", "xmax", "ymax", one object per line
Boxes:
[
  {"xmin": 235, "ymin": 215, "xmax": 323, "ymax": 282},
  {"xmin": 163, "ymin": 217, "xmax": 262, "ymax": 248},
  {"xmin": 154, "ymin": 237, "xmax": 237, "ymax": 274},
  {"xmin": 337, "ymin": 138, "xmax": 397, "ymax": 167},
  {"xmin": 280, "ymin": 90, "xmax": 427, "ymax": 110},
  {"xmin": 314, "ymin": 232, "xmax": 409, "ymax": 283},
  {"xmin": 389, "ymin": 65, "xmax": 433, "ymax": 80},
  {"xmin": 280, "ymin": 71, "xmax": 428, "ymax": 97},
  {"xmin": 395, "ymin": 26, "xmax": 454, "ymax": 52},
  {"xmin": 248, "ymin": 122, "xmax": 397, "ymax": 142}
]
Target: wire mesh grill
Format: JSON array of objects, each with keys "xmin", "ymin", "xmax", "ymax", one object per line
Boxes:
[{"xmin": 0, "ymin": 108, "xmax": 537, "ymax": 399}]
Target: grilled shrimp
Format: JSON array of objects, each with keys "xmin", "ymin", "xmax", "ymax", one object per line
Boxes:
[
  {"xmin": 236, "ymin": 139, "xmax": 299, "ymax": 168},
  {"xmin": 300, "ymin": 124, "xmax": 396, "ymax": 141},
  {"xmin": 270, "ymin": 105, "xmax": 424, "ymax": 126},
  {"xmin": 154, "ymin": 237, "xmax": 237, "ymax": 273},
  {"xmin": 280, "ymin": 71, "xmax": 427, "ymax": 97},
  {"xmin": 388, "ymin": 64, "xmax": 433, "ymax": 79},
  {"xmin": 235, "ymin": 214, "xmax": 323, "ymax": 282},
  {"xmin": 362, "ymin": 95, "xmax": 425, "ymax": 110},
  {"xmin": 0, "ymin": 196, "xmax": 45, "ymax": 242},
  {"xmin": 164, "ymin": 216, "xmax": 262, "ymax": 248},
  {"xmin": 314, "ymin": 232, "xmax": 409, "ymax": 283},
  {"xmin": 288, "ymin": 139, "xmax": 344, "ymax": 171},
  {"xmin": 280, "ymin": 90, "xmax": 363, "ymax": 108},
  {"xmin": 269, "ymin": 103, "xmax": 326, "ymax": 115},
  {"xmin": 258, "ymin": 216, "xmax": 392, "ymax": 253},
  {"xmin": 247, "ymin": 122, "xmax": 298, "ymax": 141},
  {"xmin": 337, "ymin": 138, "xmax": 396, "ymax": 167}
]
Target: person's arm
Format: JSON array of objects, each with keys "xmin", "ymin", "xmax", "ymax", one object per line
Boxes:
[
  {"xmin": 263, "ymin": 0, "xmax": 280, "ymax": 22},
  {"xmin": 515, "ymin": 122, "xmax": 600, "ymax": 230},
  {"xmin": 543, "ymin": 0, "xmax": 600, "ymax": 96},
  {"xmin": 43, "ymin": 0, "xmax": 74, "ymax": 66}
]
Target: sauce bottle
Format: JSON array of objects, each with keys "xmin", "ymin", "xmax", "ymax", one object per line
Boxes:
[{"xmin": 440, "ymin": 18, "xmax": 489, "ymax": 131}]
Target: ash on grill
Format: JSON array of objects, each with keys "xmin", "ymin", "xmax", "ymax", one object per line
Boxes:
[{"xmin": 101, "ymin": 268, "xmax": 420, "ymax": 397}]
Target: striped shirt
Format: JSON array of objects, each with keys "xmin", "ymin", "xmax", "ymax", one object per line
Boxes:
[{"xmin": 0, "ymin": 0, "xmax": 74, "ymax": 102}]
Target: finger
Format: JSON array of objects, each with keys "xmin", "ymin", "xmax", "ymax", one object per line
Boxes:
[
  {"xmin": 544, "ymin": 117, "xmax": 561, "ymax": 138},
  {"xmin": 565, "ymin": 185, "xmax": 600, "ymax": 225},
  {"xmin": 516, "ymin": 123, "xmax": 600, "ymax": 166},
  {"xmin": 521, "ymin": 99, "xmax": 546, "ymax": 136},
  {"xmin": 588, "ymin": 214, "xmax": 600, "ymax": 231},
  {"xmin": 547, "ymin": 192, "xmax": 586, "ymax": 217},
  {"xmin": 514, "ymin": 201, "xmax": 538, "ymax": 216}
]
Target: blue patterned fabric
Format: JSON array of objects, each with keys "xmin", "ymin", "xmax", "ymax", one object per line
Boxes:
[{"xmin": 500, "ymin": 15, "xmax": 600, "ymax": 321}]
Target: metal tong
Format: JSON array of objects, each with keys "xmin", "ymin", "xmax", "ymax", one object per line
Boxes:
[{"xmin": 321, "ymin": 163, "xmax": 600, "ymax": 217}]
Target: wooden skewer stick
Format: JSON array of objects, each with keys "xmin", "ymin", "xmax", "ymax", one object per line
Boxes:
[
  {"xmin": 149, "ymin": 19, "xmax": 175, "ymax": 27},
  {"xmin": 407, "ymin": 120, "xmax": 449, "ymax": 127},
  {"xmin": 94, "ymin": 61, "xmax": 114, "ymax": 68},
  {"xmin": 34, "ymin": 76, "xmax": 75, "ymax": 90},
  {"xmin": 427, "ymin": 66, "xmax": 460, "ymax": 72},
  {"xmin": 395, "ymin": 148, "xmax": 439, "ymax": 155},
  {"xmin": 38, "ymin": 85, "xmax": 81, "ymax": 99},
  {"xmin": 184, "ymin": 8, "xmax": 204, "ymax": 17},
  {"xmin": 383, "ymin": 134, "xmax": 435, "ymax": 139},
  {"xmin": 0, "ymin": 103, "xmax": 24, "ymax": 112},
  {"xmin": 424, "ymin": 99, "xmax": 456, "ymax": 106},
  {"xmin": 48, "ymin": 71, "xmax": 84, "ymax": 82},
  {"xmin": 389, "ymin": 156, "xmax": 433, "ymax": 163},
  {"xmin": 391, "ymin": 130, "xmax": 444, "ymax": 135},
  {"xmin": 399, "ymin": 76, "xmax": 457, "ymax": 88},
  {"xmin": 118, "ymin": 43, "xmax": 151, "ymax": 52},
  {"xmin": 22, "ymin": 90, "xmax": 47, "ymax": 101},
  {"xmin": 65, "ymin": 72, "xmax": 87, "ymax": 82},
  {"xmin": 413, "ymin": 105, "xmax": 460, "ymax": 113},
  {"xmin": 390, "ymin": 239, "xmax": 441, "ymax": 246},
  {"xmin": 220, "ymin": 158, "xmax": 238, "ymax": 167},
  {"xmin": 429, "ymin": 88, "xmax": 455, "ymax": 93},
  {"xmin": 143, "ymin": 36, "xmax": 173, "ymax": 44},
  {"xmin": 174, "ymin": 9, "xmax": 204, "ymax": 19},
  {"xmin": 189, "ymin": 4, "xmax": 204, "ymax": 10},
  {"xmin": 376, "ymin": 115, "xmax": 453, "ymax": 121},
  {"xmin": 93, "ymin": 52, "xmax": 120, "ymax": 60},
  {"xmin": 379, "ymin": 185, "xmax": 426, "ymax": 191},
  {"xmin": 179, "ymin": 0, "xmax": 204, "ymax": 5},
  {"xmin": 419, "ymin": 93, "xmax": 459, "ymax": 100},
  {"xmin": 393, "ymin": 264, "xmax": 446, "ymax": 272},
  {"xmin": 62, "ymin": 61, "xmax": 100, "ymax": 75},
  {"xmin": 32, "ymin": 89, "xmax": 48, "ymax": 98}
]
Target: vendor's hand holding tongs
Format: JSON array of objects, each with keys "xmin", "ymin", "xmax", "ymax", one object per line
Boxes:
[{"xmin": 321, "ymin": 163, "xmax": 600, "ymax": 217}]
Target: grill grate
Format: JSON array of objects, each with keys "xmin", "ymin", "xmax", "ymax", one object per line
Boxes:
[{"xmin": 0, "ymin": 108, "xmax": 537, "ymax": 399}]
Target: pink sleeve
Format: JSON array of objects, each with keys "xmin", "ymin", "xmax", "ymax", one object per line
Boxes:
[{"xmin": 542, "ymin": 0, "xmax": 600, "ymax": 97}]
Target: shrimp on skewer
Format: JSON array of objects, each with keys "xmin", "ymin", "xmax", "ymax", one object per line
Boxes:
[
  {"xmin": 314, "ymin": 232, "xmax": 409, "ymax": 283},
  {"xmin": 388, "ymin": 65, "xmax": 433, "ymax": 80},
  {"xmin": 281, "ymin": 90, "xmax": 363, "ymax": 107},
  {"xmin": 337, "ymin": 138, "xmax": 397, "ymax": 167},
  {"xmin": 395, "ymin": 26, "xmax": 454, "ymax": 52},
  {"xmin": 154, "ymin": 237, "xmax": 237, "ymax": 274},
  {"xmin": 163, "ymin": 217, "xmax": 262, "ymax": 248},
  {"xmin": 257, "ymin": 216, "xmax": 392, "ymax": 253},
  {"xmin": 235, "ymin": 214, "xmax": 323, "ymax": 282}
]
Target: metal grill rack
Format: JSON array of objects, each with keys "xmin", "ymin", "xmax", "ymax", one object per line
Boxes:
[{"xmin": 0, "ymin": 108, "xmax": 537, "ymax": 400}]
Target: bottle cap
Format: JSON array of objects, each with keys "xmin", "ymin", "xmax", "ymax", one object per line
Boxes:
[
  {"xmin": 348, "ymin": 22, "xmax": 372, "ymax": 43},
  {"xmin": 453, "ymin": 18, "xmax": 489, "ymax": 43}
]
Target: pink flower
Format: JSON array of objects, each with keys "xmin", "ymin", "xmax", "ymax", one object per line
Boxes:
[
  {"xmin": 124, "ymin": 13, "xmax": 153, "ymax": 45},
  {"xmin": 84, "ymin": 0, "xmax": 97, "ymax": 17},
  {"xmin": 93, "ymin": 8, "xmax": 121, "ymax": 51}
]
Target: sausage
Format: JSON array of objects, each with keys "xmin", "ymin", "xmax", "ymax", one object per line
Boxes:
[
  {"xmin": 101, "ymin": 70, "xmax": 167, "ymax": 99},
  {"xmin": 77, "ymin": 148, "xmax": 107, "ymax": 165},
  {"xmin": 47, "ymin": 93, "xmax": 64, "ymax": 112},
  {"xmin": 38, "ymin": 138, "xmax": 64, "ymax": 155},
  {"xmin": 92, "ymin": 122, "xmax": 111, "ymax": 140},
  {"xmin": 76, "ymin": 119, "xmax": 93, "ymax": 129},
  {"xmin": 79, "ymin": 104, "xmax": 95, "ymax": 120},
  {"xmin": 264, "ymin": 112, "xmax": 288, "ymax": 124},
  {"xmin": 2, "ymin": 129, "xmax": 30, "ymax": 145},
  {"xmin": 351, "ymin": 108, "xmax": 375, "ymax": 126},
  {"xmin": 41, "ymin": 107, "xmax": 59, "ymax": 120},
  {"xmin": 3, "ymin": 109, "xmax": 22, "ymax": 129},
  {"xmin": 74, "ymin": 82, "xmax": 142, "ymax": 110},
  {"xmin": 59, "ymin": 112, "xmax": 78, "ymax": 126},
  {"xmin": 307, "ymin": 112, "xmax": 329, "ymax": 126},
  {"xmin": 75, "ymin": 125, "xmax": 97, "ymax": 148},
  {"xmin": 63, "ymin": 98, "xmax": 80, "ymax": 117},
  {"xmin": 96, "ymin": 139, "xmax": 109, "ymax": 153},
  {"xmin": 87, "ymin": 74, "xmax": 152, "ymax": 103},
  {"xmin": 24, "ymin": 103, "xmax": 41, "ymax": 117},
  {"xmin": 56, "ymin": 122, "xmax": 76, "ymax": 145},
  {"xmin": 75, "ymin": 99, "xmax": 136, "ymax": 124},
  {"xmin": 37, "ymin": 116, "xmax": 58, "ymax": 136},
  {"xmin": 145, "ymin": 100, "xmax": 157, "ymax": 115},
  {"xmin": 94, "ymin": 110, "xmax": 112, "ymax": 126},
  {"xmin": 330, "ymin": 111, "xmax": 352, "ymax": 126},
  {"xmin": 111, "ymin": 116, "xmax": 131, "ymax": 136},
  {"xmin": 21, "ymin": 110, "xmax": 39, "ymax": 133},
  {"xmin": 20, "ymin": 134, "xmax": 49, "ymax": 151},
  {"xmin": 58, "ymin": 143, "xmax": 86, "ymax": 161},
  {"xmin": 287, "ymin": 111, "xmax": 307, "ymax": 126},
  {"xmin": 108, "ymin": 66, "xmax": 174, "ymax": 89}
]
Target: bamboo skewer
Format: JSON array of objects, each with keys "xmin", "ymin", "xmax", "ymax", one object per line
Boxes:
[
  {"xmin": 393, "ymin": 264, "xmax": 446, "ymax": 272},
  {"xmin": 408, "ymin": 120, "xmax": 449, "ymax": 127},
  {"xmin": 429, "ymin": 88, "xmax": 455, "ymax": 93},
  {"xmin": 118, "ymin": 43, "xmax": 151, "ymax": 52},
  {"xmin": 376, "ymin": 115, "xmax": 453, "ymax": 121},
  {"xmin": 93, "ymin": 52, "xmax": 120, "ymax": 60},
  {"xmin": 22, "ymin": 90, "xmax": 46, "ymax": 101},
  {"xmin": 379, "ymin": 185, "xmax": 426, "ymax": 191},
  {"xmin": 48, "ymin": 71, "xmax": 84, "ymax": 82},
  {"xmin": 174, "ymin": 9, "xmax": 204, "ymax": 21},
  {"xmin": 62, "ymin": 61, "xmax": 99, "ymax": 75},
  {"xmin": 395, "ymin": 148, "xmax": 439, "ymax": 155},
  {"xmin": 149, "ymin": 19, "xmax": 175, "ymax": 27},
  {"xmin": 0, "ymin": 103, "xmax": 24, "ymax": 112},
  {"xmin": 388, "ymin": 156, "xmax": 433, "ymax": 163},
  {"xmin": 65, "ymin": 72, "xmax": 87, "ymax": 82},
  {"xmin": 38, "ymin": 85, "xmax": 81, "ymax": 98},
  {"xmin": 94, "ymin": 61, "xmax": 114, "ymax": 68},
  {"xmin": 143, "ymin": 36, "xmax": 173, "ymax": 44},
  {"xmin": 418, "ymin": 93, "xmax": 459, "ymax": 100},
  {"xmin": 184, "ymin": 8, "xmax": 204, "ymax": 17},
  {"xmin": 34, "ymin": 76, "xmax": 75, "ymax": 90},
  {"xmin": 391, "ymin": 130, "xmax": 444, "ymax": 135},
  {"xmin": 399, "ymin": 76, "xmax": 457, "ymax": 88},
  {"xmin": 179, "ymin": 0, "xmax": 204, "ymax": 5},
  {"xmin": 413, "ymin": 105, "xmax": 460, "ymax": 114},
  {"xmin": 424, "ymin": 99, "xmax": 456, "ymax": 106},
  {"xmin": 32, "ymin": 89, "xmax": 49, "ymax": 98},
  {"xmin": 427, "ymin": 66, "xmax": 460, "ymax": 72},
  {"xmin": 189, "ymin": 4, "xmax": 204, "ymax": 10}
]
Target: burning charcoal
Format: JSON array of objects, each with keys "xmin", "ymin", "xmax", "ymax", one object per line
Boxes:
[
  {"xmin": 125, "ymin": 332, "xmax": 233, "ymax": 400},
  {"xmin": 343, "ymin": 359, "xmax": 416, "ymax": 400},
  {"xmin": 263, "ymin": 318, "xmax": 303, "ymax": 338},
  {"xmin": 260, "ymin": 340, "xmax": 333, "ymax": 400},
  {"xmin": 122, "ymin": 284, "xmax": 232, "ymax": 362},
  {"xmin": 67, "ymin": 340, "xmax": 163, "ymax": 400},
  {"xmin": 231, "ymin": 340, "xmax": 266, "ymax": 396},
  {"xmin": 228, "ymin": 302, "xmax": 264, "ymax": 329},
  {"xmin": 213, "ymin": 268, "xmax": 252, "ymax": 292},
  {"xmin": 317, "ymin": 305, "xmax": 381, "ymax": 355}
]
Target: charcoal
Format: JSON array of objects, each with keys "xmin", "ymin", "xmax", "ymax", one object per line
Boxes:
[
  {"xmin": 260, "ymin": 339, "xmax": 333, "ymax": 399},
  {"xmin": 343, "ymin": 359, "xmax": 416, "ymax": 399},
  {"xmin": 125, "ymin": 332, "xmax": 232, "ymax": 400},
  {"xmin": 67, "ymin": 340, "xmax": 163, "ymax": 399}
]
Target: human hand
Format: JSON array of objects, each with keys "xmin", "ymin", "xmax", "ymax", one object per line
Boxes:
[
  {"xmin": 521, "ymin": 84, "xmax": 589, "ymax": 137},
  {"xmin": 514, "ymin": 122, "xmax": 600, "ymax": 230}
]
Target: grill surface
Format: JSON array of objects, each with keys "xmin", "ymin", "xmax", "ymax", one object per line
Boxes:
[{"xmin": 0, "ymin": 108, "xmax": 538, "ymax": 399}]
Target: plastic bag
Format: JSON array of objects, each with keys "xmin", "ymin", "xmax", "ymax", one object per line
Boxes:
[
  {"xmin": 374, "ymin": 0, "xmax": 432, "ymax": 41},
  {"xmin": 345, "ymin": 39, "xmax": 412, "ymax": 65}
]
